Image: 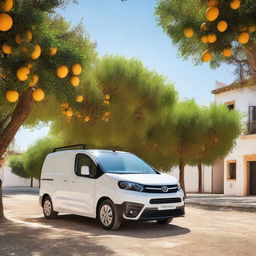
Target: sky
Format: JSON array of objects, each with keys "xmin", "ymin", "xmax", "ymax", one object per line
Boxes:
[{"xmin": 15, "ymin": 0, "xmax": 236, "ymax": 151}]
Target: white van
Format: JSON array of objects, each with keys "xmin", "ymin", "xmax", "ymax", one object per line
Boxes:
[{"xmin": 39, "ymin": 145, "xmax": 185, "ymax": 230}]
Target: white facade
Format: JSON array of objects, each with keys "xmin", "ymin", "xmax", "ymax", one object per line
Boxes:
[
  {"xmin": 213, "ymin": 83, "xmax": 256, "ymax": 196},
  {"xmin": 0, "ymin": 162, "xmax": 39, "ymax": 188},
  {"xmin": 171, "ymin": 165, "xmax": 213, "ymax": 193}
]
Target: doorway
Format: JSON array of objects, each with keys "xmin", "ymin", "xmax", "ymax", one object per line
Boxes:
[{"xmin": 249, "ymin": 162, "xmax": 256, "ymax": 195}]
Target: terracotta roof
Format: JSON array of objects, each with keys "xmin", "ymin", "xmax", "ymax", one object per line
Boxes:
[{"xmin": 211, "ymin": 80, "xmax": 255, "ymax": 95}]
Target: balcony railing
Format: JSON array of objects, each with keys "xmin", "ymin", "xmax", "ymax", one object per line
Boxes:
[{"xmin": 245, "ymin": 120, "xmax": 256, "ymax": 135}]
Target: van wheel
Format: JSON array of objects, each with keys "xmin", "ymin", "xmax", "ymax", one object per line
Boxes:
[
  {"xmin": 157, "ymin": 218, "xmax": 173, "ymax": 224},
  {"xmin": 43, "ymin": 196, "xmax": 58, "ymax": 219},
  {"xmin": 98, "ymin": 199, "xmax": 121, "ymax": 230}
]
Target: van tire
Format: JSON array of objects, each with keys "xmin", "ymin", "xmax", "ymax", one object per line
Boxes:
[
  {"xmin": 98, "ymin": 199, "xmax": 121, "ymax": 230},
  {"xmin": 43, "ymin": 196, "xmax": 58, "ymax": 219},
  {"xmin": 156, "ymin": 218, "xmax": 173, "ymax": 224}
]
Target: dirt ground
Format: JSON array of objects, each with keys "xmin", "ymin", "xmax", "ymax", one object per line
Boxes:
[{"xmin": 1, "ymin": 188, "xmax": 256, "ymax": 256}]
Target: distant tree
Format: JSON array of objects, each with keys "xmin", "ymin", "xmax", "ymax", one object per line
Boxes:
[
  {"xmin": 188, "ymin": 104, "xmax": 242, "ymax": 192},
  {"xmin": 8, "ymin": 155, "xmax": 29, "ymax": 178},
  {"xmin": 155, "ymin": 0, "xmax": 256, "ymax": 81}
]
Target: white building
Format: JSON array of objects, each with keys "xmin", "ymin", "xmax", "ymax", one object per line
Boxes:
[
  {"xmin": 212, "ymin": 81, "xmax": 256, "ymax": 196},
  {"xmin": 0, "ymin": 154, "xmax": 39, "ymax": 188}
]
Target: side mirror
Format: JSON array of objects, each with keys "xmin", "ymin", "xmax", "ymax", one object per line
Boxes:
[{"xmin": 81, "ymin": 166, "xmax": 90, "ymax": 176}]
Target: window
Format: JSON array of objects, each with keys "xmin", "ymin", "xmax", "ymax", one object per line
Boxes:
[
  {"xmin": 227, "ymin": 161, "xmax": 236, "ymax": 180},
  {"xmin": 225, "ymin": 101, "xmax": 235, "ymax": 111},
  {"xmin": 227, "ymin": 104, "xmax": 234, "ymax": 110},
  {"xmin": 75, "ymin": 154, "xmax": 97, "ymax": 178},
  {"xmin": 91, "ymin": 152, "xmax": 157, "ymax": 174}
]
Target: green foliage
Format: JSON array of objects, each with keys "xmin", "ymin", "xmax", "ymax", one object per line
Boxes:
[
  {"xmin": 155, "ymin": 0, "xmax": 256, "ymax": 79},
  {"xmin": 8, "ymin": 154, "xmax": 29, "ymax": 178},
  {"xmin": 50, "ymin": 56, "xmax": 177, "ymax": 148},
  {"xmin": 0, "ymin": 0, "xmax": 96, "ymax": 130},
  {"xmin": 189, "ymin": 103, "xmax": 242, "ymax": 165}
]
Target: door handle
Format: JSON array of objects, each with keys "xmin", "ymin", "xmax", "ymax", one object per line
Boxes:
[
  {"xmin": 63, "ymin": 179, "xmax": 68, "ymax": 182},
  {"xmin": 71, "ymin": 180, "xmax": 76, "ymax": 183}
]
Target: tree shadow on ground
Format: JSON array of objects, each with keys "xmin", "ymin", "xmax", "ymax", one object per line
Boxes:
[
  {"xmin": 0, "ymin": 220, "xmax": 113, "ymax": 256},
  {"xmin": 24, "ymin": 214, "xmax": 190, "ymax": 239}
]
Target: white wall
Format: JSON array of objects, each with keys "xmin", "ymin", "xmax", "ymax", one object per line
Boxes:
[
  {"xmin": 170, "ymin": 165, "xmax": 212, "ymax": 193},
  {"xmin": 1, "ymin": 164, "xmax": 39, "ymax": 188},
  {"xmin": 215, "ymin": 84, "xmax": 256, "ymax": 196}
]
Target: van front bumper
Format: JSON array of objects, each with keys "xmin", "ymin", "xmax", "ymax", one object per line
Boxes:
[
  {"xmin": 116, "ymin": 201, "xmax": 184, "ymax": 221},
  {"xmin": 115, "ymin": 190, "xmax": 185, "ymax": 221}
]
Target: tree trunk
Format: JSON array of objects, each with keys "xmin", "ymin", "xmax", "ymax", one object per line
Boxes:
[
  {"xmin": 179, "ymin": 157, "xmax": 186, "ymax": 195},
  {"xmin": 243, "ymin": 44, "xmax": 256, "ymax": 80},
  {"xmin": 0, "ymin": 179, "xmax": 4, "ymax": 220},
  {"xmin": 30, "ymin": 178, "xmax": 33, "ymax": 188},
  {"xmin": 198, "ymin": 162, "xmax": 203, "ymax": 193},
  {"xmin": 0, "ymin": 88, "xmax": 33, "ymax": 220}
]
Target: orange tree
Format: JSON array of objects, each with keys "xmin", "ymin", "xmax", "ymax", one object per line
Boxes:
[
  {"xmin": 0, "ymin": 0, "xmax": 96, "ymax": 219},
  {"xmin": 155, "ymin": 0, "xmax": 256, "ymax": 81}
]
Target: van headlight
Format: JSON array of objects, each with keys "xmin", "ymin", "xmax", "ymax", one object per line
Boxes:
[
  {"xmin": 118, "ymin": 181, "xmax": 144, "ymax": 192},
  {"xmin": 177, "ymin": 182, "xmax": 181, "ymax": 190}
]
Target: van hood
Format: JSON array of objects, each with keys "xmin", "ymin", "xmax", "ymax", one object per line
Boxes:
[{"xmin": 105, "ymin": 173, "xmax": 178, "ymax": 185}]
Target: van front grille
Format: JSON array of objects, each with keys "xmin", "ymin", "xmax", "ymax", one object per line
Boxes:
[
  {"xmin": 149, "ymin": 198, "xmax": 182, "ymax": 204},
  {"xmin": 143, "ymin": 185, "xmax": 178, "ymax": 193}
]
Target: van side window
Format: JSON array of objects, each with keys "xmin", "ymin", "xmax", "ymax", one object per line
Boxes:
[{"xmin": 75, "ymin": 154, "xmax": 97, "ymax": 178}]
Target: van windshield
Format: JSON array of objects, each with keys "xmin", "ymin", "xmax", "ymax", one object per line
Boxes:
[{"xmin": 91, "ymin": 152, "xmax": 157, "ymax": 174}]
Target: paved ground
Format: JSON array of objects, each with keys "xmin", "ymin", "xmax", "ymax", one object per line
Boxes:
[
  {"xmin": 1, "ymin": 188, "xmax": 256, "ymax": 256},
  {"xmin": 186, "ymin": 193, "xmax": 256, "ymax": 210}
]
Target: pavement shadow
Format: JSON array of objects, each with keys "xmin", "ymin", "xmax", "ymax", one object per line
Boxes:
[
  {"xmin": 25, "ymin": 214, "xmax": 190, "ymax": 239},
  {"xmin": 0, "ymin": 220, "xmax": 113, "ymax": 256}
]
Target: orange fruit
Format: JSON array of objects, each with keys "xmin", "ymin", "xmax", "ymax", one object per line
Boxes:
[
  {"xmin": 206, "ymin": 7, "xmax": 219, "ymax": 21},
  {"xmin": 238, "ymin": 32, "xmax": 250, "ymax": 44},
  {"xmin": 230, "ymin": 0, "xmax": 240, "ymax": 10},
  {"xmin": 57, "ymin": 65, "xmax": 69, "ymax": 78},
  {"xmin": 184, "ymin": 28, "xmax": 194, "ymax": 38},
  {"xmin": 70, "ymin": 76, "xmax": 80, "ymax": 87},
  {"xmin": 72, "ymin": 63, "xmax": 82, "ymax": 75},
  {"xmin": 49, "ymin": 47, "xmax": 57, "ymax": 56},
  {"xmin": 2, "ymin": 43, "xmax": 11, "ymax": 54},
  {"xmin": 16, "ymin": 67, "xmax": 30, "ymax": 81},
  {"xmin": 76, "ymin": 95, "xmax": 83, "ymax": 102},
  {"xmin": 201, "ymin": 36, "xmax": 208, "ymax": 43},
  {"xmin": 31, "ymin": 44, "xmax": 41, "ymax": 60},
  {"xmin": 207, "ymin": 34, "xmax": 217, "ymax": 43},
  {"xmin": 25, "ymin": 30, "xmax": 33, "ymax": 42},
  {"xmin": 0, "ymin": 13, "xmax": 13, "ymax": 31},
  {"xmin": 202, "ymin": 51, "xmax": 212, "ymax": 62},
  {"xmin": 65, "ymin": 110, "xmax": 73, "ymax": 117},
  {"xmin": 222, "ymin": 48, "xmax": 232, "ymax": 57},
  {"xmin": 217, "ymin": 20, "xmax": 228, "ymax": 32},
  {"xmin": 6, "ymin": 90, "xmax": 19, "ymax": 103},
  {"xmin": 1, "ymin": 0, "xmax": 13, "ymax": 12},
  {"xmin": 32, "ymin": 88, "xmax": 45, "ymax": 101}
]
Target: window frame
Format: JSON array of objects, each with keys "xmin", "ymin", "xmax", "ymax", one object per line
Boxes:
[
  {"xmin": 74, "ymin": 153, "xmax": 97, "ymax": 179},
  {"xmin": 224, "ymin": 100, "xmax": 235, "ymax": 111},
  {"xmin": 227, "ymin": 160, "xmax": 237, "ymax": 180}
]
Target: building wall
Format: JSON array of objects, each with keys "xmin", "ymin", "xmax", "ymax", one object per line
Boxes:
[
  {"xmin": 0, "ymin": 164, "xmax": 39, "ymax": 188},
  {"xmin": 215, "ymin": 84, "xmax": 256, "ymax": 196},
  {"xmin": 170, "ymin": 165, "xmax": 212, "ymax": 193}
]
